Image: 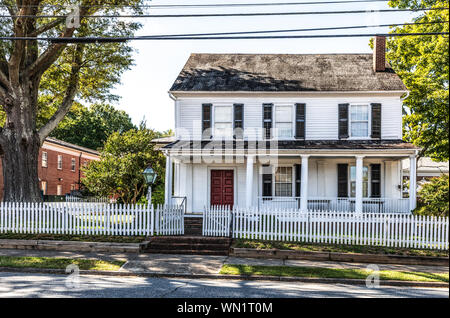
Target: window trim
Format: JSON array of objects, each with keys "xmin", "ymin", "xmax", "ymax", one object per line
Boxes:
[
  {"xmin": 348, "ymin": 103, "xmax": 371, "ymax": 139},
  {"xmin": 57, "ymin": 155, "xmax": 63, "ymax": 170},
  {"xmin": 41, "ymin": 152, "xmax": 48, "ymax": 168},
  {"xmin": 212, "ymin": 104, "xmax": 234, "ymax": 139},
  {"xmin": 273, "ymin": 104, "xmax": 294, "ymax": 139}
]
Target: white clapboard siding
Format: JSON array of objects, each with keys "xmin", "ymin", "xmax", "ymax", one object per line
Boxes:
[
  {"xmin": 203, "ymin": 205, "xmax": 232, "ymax": 237},
  {"xmin": 213, "ymin": 206, "xmax": 449, "ymax": 250},
  {"xmin": 0, "ymin": 202, "xmax": 182, "ymax": 237}
]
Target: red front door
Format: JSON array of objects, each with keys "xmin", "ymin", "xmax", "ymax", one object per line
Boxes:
[{"xmin": 210, "ymin": 170, "xmax": 234, "ymax": 206}]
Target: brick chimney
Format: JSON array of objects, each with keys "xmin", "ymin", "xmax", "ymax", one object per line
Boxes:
[{"xmin": 373, "ymin": 36, "xmax": 386, "ymax": 72}]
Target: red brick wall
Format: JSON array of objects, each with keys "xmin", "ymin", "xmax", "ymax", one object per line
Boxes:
[
  {"xmin": 373, "ymin": 36, "xmax": 386, "ymax": 72},
  {"xmin": 0, "ymin": 144, "xmax": 99, "ymax": 201}
]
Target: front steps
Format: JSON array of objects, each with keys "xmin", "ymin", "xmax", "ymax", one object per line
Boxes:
[
  {"xmin": 184, "ymin": 217, "xmax": 203, "ymax": 236},
  {"xmin": 143, "ymin": 236, "xmax": 232, "ymax": 255}
]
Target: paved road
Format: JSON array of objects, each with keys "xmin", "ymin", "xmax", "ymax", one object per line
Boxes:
[{"xmin": 0, "ymin": 272, "xmax": 447, "ymax": 298}]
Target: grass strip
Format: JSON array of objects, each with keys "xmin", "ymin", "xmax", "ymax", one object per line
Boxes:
[
  {"xmin": 0, "ymin": 256, "xmax": 125, "ymax": 271},
  {"xmin": 232, "ymin": 239, "xmax": 449, "ymax": 258},
  {"xmin": 0, "ymin": 233, "xmax": 145, "ymax": 243},
  {"xmin": 220, "ymin": 264, "xmax": 449, "ymax": 283}
]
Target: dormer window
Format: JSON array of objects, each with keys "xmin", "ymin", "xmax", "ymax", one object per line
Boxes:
[{"xmin": 350, "ymin": 104, "xmax": 369, "ymax": 138}]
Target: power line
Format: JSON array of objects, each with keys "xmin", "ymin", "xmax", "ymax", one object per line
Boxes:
[
  {"xmin": 0, "ymin": 0, "xmax": 393, "ymax": 9},
  {"xmin": 1, "ymin": 32, "xmax": 447, "ymax": 43},
  {"xmin": 124, "ymin": 21, "xmax": 449, "ymax": 38},
  {"xmin": 0, "ymin": 0, "xmax": 394, "ymax": 9},
  {"xmin": 0, "ymin": 7, "xmax": 447, "ymax": 19}
]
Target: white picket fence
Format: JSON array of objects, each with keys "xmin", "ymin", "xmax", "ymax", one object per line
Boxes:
[
  {"xmin": 0, "ymin": 202, "xmax": 184, "ymax": 236},
  {"xmin": 203, "ymin": 205, "xmax": 232, "ymax": 237},
  {"xmin": 205, "ymin": 206, "xmax": 449, "ymax": 250}
]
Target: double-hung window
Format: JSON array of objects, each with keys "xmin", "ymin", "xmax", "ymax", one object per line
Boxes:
[
  {"xmin": 275, "ymin": 106, "xmax": 293, "ymax": 138},
  {"xmin": 41, "ymin": 152, "xmax": 48, "ymax": 168},
  {"xmin": 71, "ymin": 158, "xmax": 76, "ymax": 172},
  {"xmin": 57, "ymin": 155, "xmax": 63, "ymax": 170},
  {"xmin": 214, "ymin": 106, "xmax": 233, "ymax": 138},
  {"xmin": 350, "ymin": 165, "xmax": 369, "ymax": 197},
  {"xmin": 350, "ymin": 104, "xmax": 369, "ymax": 138},
  {"xmin": 274, "ymin": 167, "xmax": 293, "ymax": 197}
]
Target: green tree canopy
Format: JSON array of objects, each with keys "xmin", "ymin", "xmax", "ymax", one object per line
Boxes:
[
  {"xmin": 81, "ymin": 128, "xmax": 166, "ymax": 204},
  {"xmin": 415, "ymin": 174, "xmax": 449, "ymax": 217},
  {"xmin": 0, "ymin": 0, "xmax": 146, "ymax": 201},
  {"xmin": 386, "ymin": 0, "xmax": 449, "ymax": 161},
  {"xmin": 51, "ymin": 103, "xmax": 136, "ymax": 150}
]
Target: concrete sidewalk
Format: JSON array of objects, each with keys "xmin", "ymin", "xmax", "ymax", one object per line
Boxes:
[{"xmin": 1, "ymin": 248, "xmax": 448, "ymax": 275}]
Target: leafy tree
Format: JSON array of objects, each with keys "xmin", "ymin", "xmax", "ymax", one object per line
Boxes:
[
  {"xmin": 414, "ymin": 174, "xmax": 449, "ymax": 217},
  {"xmin": 386, "ymin": 0, "xmax": 449, "ymax": 161},
  {"xmin": 0, "ymin": 1, "xmax": 144, "ymax": 201},
  {"xmin": 51, "ymin": 103, "xmax": 136, "ymax": 150},
  {"xmin": 81, "ymin": 128, "xmax": 165, "ymax": 204}
]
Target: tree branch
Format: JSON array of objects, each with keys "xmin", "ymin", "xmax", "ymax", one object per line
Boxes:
[
  {"xmin": 28, "ymin": 18, "xmax": 65, "ymax": 37},
  {"xmin": 37, "ymin": 44, "xmax": 84, "ymax": 143}
]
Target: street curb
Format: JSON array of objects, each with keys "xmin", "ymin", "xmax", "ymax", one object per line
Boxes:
[
  {"xmin": 230, "ymin": 247, "xmax": 449, "ymax": 266},
  {"xmin": 0, "ymin": 239, "xmax": 141, "ymax": 254},
  {"xmin": 0, "ymin": 266, "xmax": 447, "ymax": 288}
]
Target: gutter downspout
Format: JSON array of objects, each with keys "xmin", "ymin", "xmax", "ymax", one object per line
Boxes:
[{"xmin": 400, "ymin": 91, "xmax": 410, "ymax": 101}]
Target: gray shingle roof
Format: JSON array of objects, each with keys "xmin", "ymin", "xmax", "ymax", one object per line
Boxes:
[{"xmin": 170, "ymin": 53, "xmax": 407, "ymax": 92}]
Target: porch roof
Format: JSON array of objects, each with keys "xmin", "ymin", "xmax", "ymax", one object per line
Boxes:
[{"xmin": 163, "ymin": 139, "xmax": 418, "ymax": 151}]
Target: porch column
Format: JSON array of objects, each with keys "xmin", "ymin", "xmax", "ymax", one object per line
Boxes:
[
  {"xmin": 164, "ymin": 154, "xmax": 172, "ymax": 206},
  {"xmin": 300, "ymin": 155, "xmax": 309, "ymax": 211},
  {"xmin": 246, "ymin": 155, "xmax": 255, "ymax": 208},
  {"xmin": 355, "ymin": 155, "xmax": 364, "ymax": 214},
  {"xmin": 409, "ymin": 155, "xmax": 417, "ymax": 211}
]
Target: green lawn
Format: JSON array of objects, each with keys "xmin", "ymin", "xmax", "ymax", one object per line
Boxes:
[
  {"xmin": 0, "ymin": 256, "xmax": 125, "ymax": 271},
  {"xmin": 220, "ymin": 264, "xmax": 449, "ymax": 283},
  {"xmin": 0, "ymin": 233, "xmax": 146, "ymax": 243},
  {"xmin": 232, "ymin": 239, "xmax": 449, "ymax": 258}
]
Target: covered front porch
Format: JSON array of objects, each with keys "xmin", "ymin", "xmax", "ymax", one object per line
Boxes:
[{"xmin": 164, "ymin": 146, "xmax": 418, "ymax": 214}]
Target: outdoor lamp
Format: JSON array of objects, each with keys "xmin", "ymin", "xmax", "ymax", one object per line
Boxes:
[{"xmin": 142, "ymin": 165, "xmax": 157, "ymax": 205}]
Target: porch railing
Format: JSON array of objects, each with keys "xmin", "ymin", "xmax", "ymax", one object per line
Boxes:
[{"xmin": 258, "ymin": 197, "xmax": 410, "ymax": 213}]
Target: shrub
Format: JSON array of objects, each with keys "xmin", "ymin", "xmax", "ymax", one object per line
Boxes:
[{"xmin": 414, "ymin": 174, "xmax": 449, "ymax": 217}]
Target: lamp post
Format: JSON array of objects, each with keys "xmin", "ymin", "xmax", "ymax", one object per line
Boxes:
[{"xmin": 142, "ymin": 165, "xmax": 157, "ymax": 206}]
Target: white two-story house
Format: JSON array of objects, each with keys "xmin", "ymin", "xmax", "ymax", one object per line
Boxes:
[{"xmin": 161, "ymin": 37, "xmax": 419, "ymax": 215}]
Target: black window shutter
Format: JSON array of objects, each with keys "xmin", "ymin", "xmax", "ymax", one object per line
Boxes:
[
  {"xmin": 370, "ymin": 164, "xmax": 381, "ymax": 198},
  {"xmin": 295, "ymin": 103, "xmax": 306, "ymax": 139},
  {"xmin": 371, "ymin": 103, "xmax": 382, "ymax": 139},
  {"xmin": 202, "ymin": 103, "xmax": 212, "ymax": 139},
  {"xmin": 338, "ymin": 103, "xmax": 349, "ymax": 139},
  {"xmin": 337, "ymin": 164, "xmax": 348, "ymax": 197},
  {"xmin": 233, "ymin": 103, "xmax": 244, "ymax": 139},
  {"xmin": 263, "ymin": 103, "xmax": 273, "ymax": 139},
  {"xmin": 295, "ymin": 164, "xmax": 302, "ymax": 197},
  {"xmin": 262, "ymin": 165, "xmax": 272, "ymax": 197}
]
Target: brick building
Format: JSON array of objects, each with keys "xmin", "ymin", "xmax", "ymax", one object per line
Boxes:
[{"xmin": 0, "ymin": 137, "xmax": 100, "ymax": 200}]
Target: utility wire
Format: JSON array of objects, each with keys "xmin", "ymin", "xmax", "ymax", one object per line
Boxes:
[
  {"xmin": 119, "ymin": 21, "xmax": 449, "ymax": 38},
  {"xmin": 0, "ymin": 8, "xmax": 447, "ymax": 19},
  {"xmin": 0, "ymin": 0, "xmax": 393, "ymax": 9},
  {"xmin": 1, "ymin": 32, "xmax": 447, "ymax": 43}
]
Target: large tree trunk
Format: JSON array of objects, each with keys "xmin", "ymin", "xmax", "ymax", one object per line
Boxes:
[
  {"xmin": 1, "ymin": 133, "xmax": 41, "ymax": 202},
  {"xmin": 0, "ymin": 82, "xmax": 42, "ymax": 202}
]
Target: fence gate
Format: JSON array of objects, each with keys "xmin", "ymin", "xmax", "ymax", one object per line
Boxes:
[
  {"xmin": 154, "ymin": 205, "xmax": 184, "ymax": 235},
  {"xmin": 203, "ymin": 206, "xmax": 232, "ymax": 237}
]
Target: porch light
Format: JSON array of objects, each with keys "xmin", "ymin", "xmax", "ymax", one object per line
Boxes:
[{"xmin": 142, "ymin": 165, "xmax": 157, "ymax": 205}]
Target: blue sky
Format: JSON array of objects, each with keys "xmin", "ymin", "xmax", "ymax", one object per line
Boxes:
[{"xmin": 111, "ymin": 0, "xmax": 419, "ymax": 132}]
